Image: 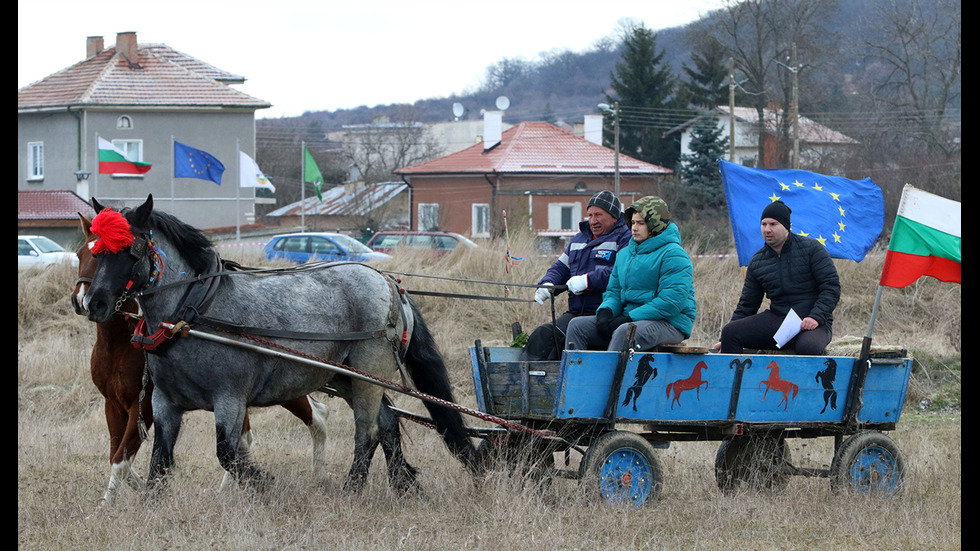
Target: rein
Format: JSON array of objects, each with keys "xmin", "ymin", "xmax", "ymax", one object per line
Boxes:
[{"xmin": 383, "ymin": 270, "xmax": 567, "ymax": 303}]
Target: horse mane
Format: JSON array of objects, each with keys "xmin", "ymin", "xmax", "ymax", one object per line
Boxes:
[{"xmin": 130, "ymin": 207, "xmax": 215, "ymax": 275}]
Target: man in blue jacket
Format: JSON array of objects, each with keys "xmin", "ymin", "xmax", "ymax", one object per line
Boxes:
[
  {"xmin": 520, "ymin": 190, "xmax": 632, "ymax": 361},
  {"xmin": 565, "ymin": 195, "xmax": 696, "ymax": 352}
]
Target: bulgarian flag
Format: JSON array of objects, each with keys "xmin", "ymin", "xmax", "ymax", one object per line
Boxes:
[
  {"xmin": 879, "ymin": 185, "xmax": 960, "ymax": 288},
  {"xmin": 98, "ymin": 137, "xmax": 152, "ymax": 175}
]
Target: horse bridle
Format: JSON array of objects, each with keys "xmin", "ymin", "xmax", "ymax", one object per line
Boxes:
[{"xmin": 110, "ymin": 231, "xmax": 163, "ymax": 313}]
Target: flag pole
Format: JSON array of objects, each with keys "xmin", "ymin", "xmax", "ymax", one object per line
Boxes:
[
  {"xmin": 93, "ymin": 132, "xmax": 99, "ymax": 200},
  {"xmin": 301, "ymin": 141, "xmax": 306, "ymax": 231},
  {"xmin": 170, "ymin": 136, "xmax": 176, "ymax": 211},
  {"xmin": 236, "ymin": 139, "xmax": 241, "ymax": 241}
]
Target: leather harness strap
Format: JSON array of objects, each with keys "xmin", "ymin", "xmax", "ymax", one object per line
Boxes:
[{"xmin": 131, "ymin": 258, "xmax": 403, "ymax": 351}]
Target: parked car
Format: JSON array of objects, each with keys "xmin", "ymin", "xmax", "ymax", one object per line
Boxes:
[
  {"xmin": 18, "ymin": 235, "xmax": 78, "ymax": 270},
  {"xmin": 264, "ymin": 232, "xmax": 390, "ymax": 265},
  {"xmin": 365, "ymin": 231, "xmax": 478, "ymax": 256}
]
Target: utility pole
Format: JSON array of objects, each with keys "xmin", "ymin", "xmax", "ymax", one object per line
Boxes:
[
  {"xmin": 791, "ymin": 43, "xmax": 800, "ymax": 169},
  {"xmin": 729, "ymin": 57, "xmax": 736, "ymax": 162},
  {"xmin": 598, "ymin": 102, "xmax": 621, "ymax": 195}
]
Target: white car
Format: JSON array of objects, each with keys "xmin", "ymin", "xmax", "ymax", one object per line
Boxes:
[{"xmin": 18, "ymin": 235, "xmax": 78, "ymax": 270}]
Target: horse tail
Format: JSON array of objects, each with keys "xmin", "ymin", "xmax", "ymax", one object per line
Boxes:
[{"xmin": 403, "ymin": 298, "xmax": 480, "ymax": 475}]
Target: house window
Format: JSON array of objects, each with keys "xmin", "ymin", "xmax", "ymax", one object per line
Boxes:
[
  {"xmin": 472, "ymin": 203, "xmax": 490, "ymax": 238},
  {"xmin": 418, "ymin": 203, "xmax": 439, "ymax": 231},
  {"xmin": 547, "ymin": 202, "xmax": 582, "ymax": 230},
  {"xmin": 27, "ymin": 142, "xmax": 44, "ymax": 181},
  {"xmin": 117, "ymin": 115, "xmax": 133, "ymax": 129},
  {"xmin": 112, "ymin": 139, "xmax": 143, "ymax": 163}
]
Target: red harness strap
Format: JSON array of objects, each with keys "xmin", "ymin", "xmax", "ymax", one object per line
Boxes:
[{"xmin": 131, "ymin": 317, "xmax": 185, "ymax": 351}]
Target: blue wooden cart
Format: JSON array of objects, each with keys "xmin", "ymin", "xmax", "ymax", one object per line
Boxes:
[{"xmin": 469, "ymin": 337, "xmax": 912, "ymax": 506}]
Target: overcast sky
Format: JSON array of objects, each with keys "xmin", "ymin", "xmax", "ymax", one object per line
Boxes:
[{"xmin": 19, "ymin": 0, "xmax": 728, "ymax": 119}]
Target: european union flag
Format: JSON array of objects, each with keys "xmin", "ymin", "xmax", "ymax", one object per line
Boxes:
[
  {"xmin": 719, "ymin": 160, "xmax": 884, "ymax": 266},
  {"xmin": 174, "ymin": 141, "xmax": 225, "ymax": 185}
]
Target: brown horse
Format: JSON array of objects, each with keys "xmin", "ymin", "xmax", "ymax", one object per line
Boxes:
[
  {"xmin": 759, "ymin": 361, "xmax": 799, "ymax": 411},
  {"xmin": 665, "ymin": 361, "xmax": 708, "ymax": 409},
  {"xmin": 72, "ymin": 214, "xmax": 329, "ymax": 506}
]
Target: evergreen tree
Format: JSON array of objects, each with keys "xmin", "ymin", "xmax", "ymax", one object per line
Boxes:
[
  {"xmin": 606, "ymin": 22, "xmax": 686, "ymax": 168},
  {"xmin": 682, "ymin": 40, "xmax": 736, "ymax": 109},
  {"xmin": 678, "ymin": 111, "xmax": 729, "ymax": 210}
]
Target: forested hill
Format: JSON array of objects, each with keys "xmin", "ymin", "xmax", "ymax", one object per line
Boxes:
[{"xmin": 258, "ymin": 0, "xmax": 899, "ymax": 133}]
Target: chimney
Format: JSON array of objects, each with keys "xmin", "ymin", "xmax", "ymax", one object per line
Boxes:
[
  {"xmin": 583, "ymin": 115, "xmax": 603, "ymax": 145},
  {"xmin": 115, "ymin": 31, "xmax": 139, "ymax": 66},
  {"xmin": 86, "ymin": 36, "xmax": 104, "ymax": 58},
  {"xmin": 483, "ymin": 111, "xmax": 502, "ymax": 151}
]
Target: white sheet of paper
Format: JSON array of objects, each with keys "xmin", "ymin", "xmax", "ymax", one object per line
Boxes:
[{"xmin": 773, "ymin": 308, "xmax": 803, "ymax": 348}]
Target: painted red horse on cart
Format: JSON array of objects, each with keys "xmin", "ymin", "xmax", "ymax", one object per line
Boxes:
[
  {"xmin": 665, "ymin": 361, "xmax": 708, "ymax": 409},
  {"xmin": 72, "ymin": 213, "xmax": 329, "ymax": 506},
  {"xmin": 759, "ymin": 361, "xmax": 799, "ymax": 411}
]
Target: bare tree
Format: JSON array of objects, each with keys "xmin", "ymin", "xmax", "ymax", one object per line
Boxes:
[
  {"xmin": 714, "ymin": 0, "xmax": 837, "ymax": 168},
  {"xmin": 341, "ymin": 107, "xmax": 445, "ymax": 185}
]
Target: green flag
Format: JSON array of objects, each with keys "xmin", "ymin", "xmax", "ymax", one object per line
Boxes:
[{"xmin": 304, "ymin": 147, "xmax": 323, "ymax": 201}]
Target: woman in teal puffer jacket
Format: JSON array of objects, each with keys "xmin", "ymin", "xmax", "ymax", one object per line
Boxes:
[{"xmin": 565, "ymin": 196, "xmax": 697, "ymax": 352}]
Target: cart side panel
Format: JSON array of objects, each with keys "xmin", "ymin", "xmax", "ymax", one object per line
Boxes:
[
  {"xmin": 856, "ymin": 358, "xmax": 913, "ymax": 424},
  {"xmin": 733, "ymin": 355, "xmax": 912, "ymax": 424},
  {"xmin": 555, "ymin": 352, "xmax": 739, "ymax": 421},
  {"xmin": 733, "ymin": 355, "xmax": 853, "ymax": 423},
  {"xmin": 469, "ymin": 346, "xmax": 560, "ymax": 418}
]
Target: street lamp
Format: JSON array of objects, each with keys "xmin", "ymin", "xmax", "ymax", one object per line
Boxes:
[{"xmin": 597, "ymin": 102, "xmax": 620, "ymax": 196}]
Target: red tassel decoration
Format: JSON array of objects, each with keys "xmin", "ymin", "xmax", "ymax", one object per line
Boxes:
[{"xmin": 90, "ymin": 208, "xmax": 135, "ymax": 254}]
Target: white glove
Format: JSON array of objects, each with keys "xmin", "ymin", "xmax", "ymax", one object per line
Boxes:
[
  {"xmin": 567, "ymin": 274, "xmax": 588, "ymax": 295},
  {"xmin": 534, "ymin": 283, "xmax": 554, "ymax": 305}
]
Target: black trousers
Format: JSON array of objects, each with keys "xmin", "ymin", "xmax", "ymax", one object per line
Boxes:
[
  {"xmin": 519, "ymin": 312, "xmax": 579, "ymax": 361},
  {"xmin": 720, "ymin": 310, "xmax": 832, "ymax": 355}
]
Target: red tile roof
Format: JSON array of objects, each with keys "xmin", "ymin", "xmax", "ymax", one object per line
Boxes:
[
  {"xmin": 395, "ymin": 121, "xmax": 672, "ymax": 175},
  {"xmin": 18, "ymin": 42, "xmax": 270, "ymax": 110},
  {"xmin": 18, "ymin": 190, "xmax": 96, "ymax": 221}
]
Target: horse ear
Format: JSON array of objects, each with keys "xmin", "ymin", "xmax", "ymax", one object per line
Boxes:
[
  {"xmin": 91, "ymin": 197, "xmax": 106, "ymax": 213},
  {"xmin": 77, "ymin": 212, "xmax": 92, "ymax": 237},
  {"xmin": 131, "ymin": 194, "xmax": 154, "ymax": 228}
]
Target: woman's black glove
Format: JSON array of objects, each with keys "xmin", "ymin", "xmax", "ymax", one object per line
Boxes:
[
  {"xmin": 606, "ymin": 315, "xmax": 632, "ymax": 337},
  {"xmin": 594, "ymin": 309, "xmax": 614, "ymax": 340},
  {"xmin": 596, "ymin": 310, "xmax": 630, "ymax": 341}
]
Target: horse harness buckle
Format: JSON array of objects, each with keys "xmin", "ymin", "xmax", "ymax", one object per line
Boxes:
[{"xmin": 131, "ymin": 317, "xmax": 188, "ymax": 351}]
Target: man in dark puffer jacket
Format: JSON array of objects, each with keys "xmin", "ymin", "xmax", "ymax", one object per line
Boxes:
[{"xmin": 714, "ymin": 200, "xmax": 840, "ymax": 355}]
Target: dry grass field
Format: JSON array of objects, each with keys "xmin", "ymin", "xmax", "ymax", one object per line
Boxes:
[{"xmin": 18, "ymin": 231, "xmax": 960, "ymax": 550}]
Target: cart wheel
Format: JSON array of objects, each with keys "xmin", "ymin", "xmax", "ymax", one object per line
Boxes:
[
  {"xmin": 715, "ymin": 433, "xmax": 792, "ymax": 495},
  {"xmin": 830, "ymin": 431, "xmax": 906, "ymax": 497},
  {"xmin": 579, "ymin": 431, "xmax": 662, "ymax": 507}
]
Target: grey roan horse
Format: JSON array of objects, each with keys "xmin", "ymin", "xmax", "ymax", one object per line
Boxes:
[{"xmin": 82, "ymin": 194, "xmax": 480, "ymax": 494}]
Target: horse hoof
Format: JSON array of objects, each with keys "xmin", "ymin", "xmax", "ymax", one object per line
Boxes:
[{"xmin": 342, "ymin": 475, "xmax": 367, "ymax": 494}]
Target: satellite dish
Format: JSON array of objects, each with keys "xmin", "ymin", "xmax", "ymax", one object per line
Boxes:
[
  {"xmin": 495, "ymin": 96, "xmax": 510, "ymax": 110},
  {"xmin": 452, "ymin": 102, "xmax": 464, "ymax": 119}
]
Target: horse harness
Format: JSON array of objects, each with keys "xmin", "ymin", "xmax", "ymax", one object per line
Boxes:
[{"xmin": 121, "ymin": 247, "xmax": 412, "ymax": 374}]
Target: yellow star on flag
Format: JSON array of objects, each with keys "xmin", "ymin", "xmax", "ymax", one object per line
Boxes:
[{"xmin": 768, "ymin": 193, "xmax": 781, "ymax": 202}]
